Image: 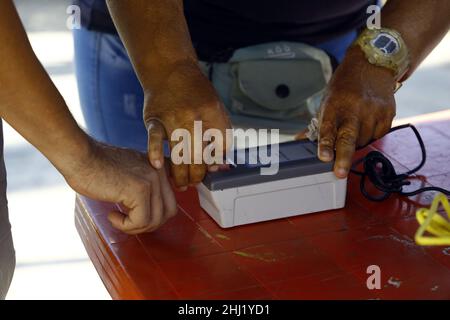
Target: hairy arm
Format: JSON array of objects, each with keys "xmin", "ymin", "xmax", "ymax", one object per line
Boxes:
[
  {"xmin": 0, "ymin": 0, "xmax": 177, "ymax": 233},
  {"xmin": 377, "ymin": 0, "xmax": 450, "ymax": 78},
  {"xmin": 107, "ymin": 0, "xmax": 231, "ymax": 189},
  {"xmin": 106, "ymin": 0, "xmax": 198, "ymax": 91},
  {"xmin": 0, "ymin": 0, "xmax": 91, "ymax": 175}
]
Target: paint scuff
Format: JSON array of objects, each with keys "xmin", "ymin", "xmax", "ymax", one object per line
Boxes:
[
  {"xmin": 386, "ymin": 276, "xmax": 402, "ymax": 288},
  {"xmin": 233, "ymin": 250, "xmax": 292, "ymax": 263},
  {"xmin": 215, "ymin": 234, "xmax": 231, "ymax": 240}
]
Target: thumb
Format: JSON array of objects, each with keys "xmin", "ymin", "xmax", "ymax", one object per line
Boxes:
[{"xmin": 147, "ymin": 119, "xmax": 166, "ymax": 170}]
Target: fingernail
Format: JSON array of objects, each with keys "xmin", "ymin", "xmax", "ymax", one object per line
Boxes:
[
  {"xmin": 337, "ymin": 168, "xmax": 348, "ymax": 178},
  {"xmin": 209, "ymin": 165, "xmax": 219, "ymax": 172},
  {"xmin": 178, "ymin": 186, "xmax": 188, "ymax": 192},
  {"xmin": 320, "ymin": 149, "xmax": 332, "ymax": 160},
  {"xmin": 153, "ymin": 159, "xmax": 162, "ymax": 169}
]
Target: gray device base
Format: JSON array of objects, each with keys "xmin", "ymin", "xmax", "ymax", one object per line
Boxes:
[
  {"xmin": 197, "ymin": 171, "xmax": 347, "ymax": 228},
  {"xmin": 197, "ymin": 140, "xmax": 348, "ymax": 228}
]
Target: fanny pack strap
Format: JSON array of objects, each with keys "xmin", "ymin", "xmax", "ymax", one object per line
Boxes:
[{"xmin": 196, "ymin": 44, "xmax": 338, "ymax": 76}]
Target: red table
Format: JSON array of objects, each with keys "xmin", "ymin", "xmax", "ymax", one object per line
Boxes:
[{"xmin": 75, "ymin": 110, "xmax": 450, "ymax": 300}]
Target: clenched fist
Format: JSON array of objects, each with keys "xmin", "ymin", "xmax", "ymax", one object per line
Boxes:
[{"xmin": 64, "ymin": 140, "xmax": 177, "ymax": 234}]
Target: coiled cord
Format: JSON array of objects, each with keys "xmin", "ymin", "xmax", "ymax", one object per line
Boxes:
[{"xmin": 351, "ymin": 124, "xmax": 450, "ymax": 202}]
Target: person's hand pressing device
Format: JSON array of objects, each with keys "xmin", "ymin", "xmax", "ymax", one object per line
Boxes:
[
  {"xmin": 299, "ymin": 0, "xmax": 450, "ymax": 179},
  {"xmin": 143, "ymin": 64, "xmax": 231, "ymax": 190},
  {"xmin": 106, "ymin": 1, "xmax": 232, "ymax": 191},
  {"xmin": 316, "ymin": 45, "xmax": 397, "ymax": 179}
]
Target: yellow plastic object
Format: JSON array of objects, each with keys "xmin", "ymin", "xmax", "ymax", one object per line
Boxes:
[{"xmin": 415, "ymin": 193, "xmax": 450, "ymax": 246}]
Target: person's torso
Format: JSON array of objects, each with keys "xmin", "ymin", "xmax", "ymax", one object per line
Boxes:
[{"xmin": 74, "ymin": 0, "xmax": 375, "ymax": 59}]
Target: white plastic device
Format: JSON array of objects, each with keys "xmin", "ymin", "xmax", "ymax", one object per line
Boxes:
[{"xmin": 196, "ymin": 140, "xmax": 347, "ymax": 228}]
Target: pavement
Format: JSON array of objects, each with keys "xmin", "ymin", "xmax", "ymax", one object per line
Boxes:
[{"xmin": 4, "ymin": 0, "xmax": 450, "ymax": 299}]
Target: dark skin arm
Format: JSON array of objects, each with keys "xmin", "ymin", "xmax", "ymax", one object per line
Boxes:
[
  {"xmin": 315, "ymin": 0, "xmax": 450, "ymax": 178},
  {"xmin": 108, "ymin": 0, "xmax": 449, "ymax": 181},
  {"xmin": 107, "ymin": 0, "xmax": 231, "ymax": 190},
  {"xmin": 0, "ymin": 0, "xmax": 177, "ymax": 234}
]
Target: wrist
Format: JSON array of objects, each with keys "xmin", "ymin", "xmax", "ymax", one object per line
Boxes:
[
  {"xmin": 342, "ymin": 46, "xmax": 398, "ymax": 90},
  {"xmin": 51, "ymin": 130, "xmax": 97, "ymax": 181},
  {"xmin": 354, "ymin": 28, "xmax": 410, "ymax": 81},
  {"xmin": 143, "ymin": 60, "xmax": 217, "ymax": 120},
  {"xmin": 141, "ymin": 58, "xmax": 202, "ymax": 94}
]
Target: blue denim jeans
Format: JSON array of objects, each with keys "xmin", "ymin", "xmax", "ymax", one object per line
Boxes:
[
  {"xmin": 73, "ymin": 27, "xmax": 356, "ymax": 151},
  {"xmin": 73, "ymin": 28, "xmax": 147, "ymax": 151}
]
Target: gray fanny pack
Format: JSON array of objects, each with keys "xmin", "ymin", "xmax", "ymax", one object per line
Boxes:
[{"xmin": 200, "ymin": 42, "xmax": 332, "ymax": 133}]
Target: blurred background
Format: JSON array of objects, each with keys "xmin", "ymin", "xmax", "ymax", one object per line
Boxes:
[{"xmin": 4, "ymin": 0, "xmax": 450, "ymax": 299}]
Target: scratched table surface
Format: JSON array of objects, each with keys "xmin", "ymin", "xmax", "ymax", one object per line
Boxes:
[{"xmin": 75, "ymin": 110, "xmax": 450, "ymax": 300}]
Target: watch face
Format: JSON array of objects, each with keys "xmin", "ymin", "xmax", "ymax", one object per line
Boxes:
[{"xmin": 371, "ymin": 33, "xmax": 399, "ymax": 55}]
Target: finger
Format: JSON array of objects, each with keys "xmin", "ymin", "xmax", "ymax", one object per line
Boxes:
[
  {"xmin": 158, "ymin": 167, "xmax": 178, "ymax": 220},
  {"xmin": 209, "ymin": 163, "xmax": 229, "ymax": 171},
  {"xmin": 108, "ymin": 180, "xmax": 164, "ymax": 234},
  {"xmin": 108, "ymin": 210, "xmax": 149, "ymax": 235},
  {"xmin": 203, "ymin": 127, "xmax": 228, "ymax": 166},
  {"xmin": 334, "ymin": 119, "xmax": 360, "ymax": 179},
  {"xmin": 189, "ymin": 164, "xmax": 206, "ymax": 185},
  {"xmin": 357, "ymin": 120, "xmax": 376, "ymax": 147},
  {"xmin": 169, "ymin": 137, "xmax": 190, "ymax": 190},
  {"xmin": 144, "ymin": 178, "xmax": 164, "ymax": 232},
  {"xmin": 189, "ymin": 138, "xmax": 207, "ymax": 184},
  {"xmin": 171, "ymin": 163, "xmax": 189, "ymax": 190},
  {"xmin": 318, "ymin": 112, "xmax": 337, "ymax": 162},
  {"xmin": 147, "ymin": 120, "xmax": 166, "ymax": 169},
  {"xmin": 108, "ymin": 192, "xmax": 151, "ymax": 234}
]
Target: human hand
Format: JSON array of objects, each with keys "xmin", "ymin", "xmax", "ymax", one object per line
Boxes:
[
  {"xmin": 63, "ymin": 140, "xmax": 177, "ymax": 235},
  {"xmin": 314, "ymin": 47, "xmax": 397, "ymax": 179},
  {"xmin": 143, "ymin": 63, "xmax": 232, "ymax": 190}
]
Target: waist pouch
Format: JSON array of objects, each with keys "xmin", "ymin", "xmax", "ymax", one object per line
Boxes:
[{"xmin": 201, "ymin": 42, "xmax": 333, "ymax": 133}]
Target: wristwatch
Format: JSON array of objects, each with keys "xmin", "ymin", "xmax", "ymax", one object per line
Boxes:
[{"xmin": 354, "ymin": 28, "xmax": 410, "ymax": 90}]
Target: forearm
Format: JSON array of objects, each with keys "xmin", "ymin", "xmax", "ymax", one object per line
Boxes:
[
  {"xmin": 0, "ymin": 1, "xmax": 91, "ymax": 176},
  {"xmin": 317, "ymin": 0, "xmax": 449, "ymax": 177},
  {"xmin": 377, "ymin": 0, "xmax": 449, "ymax": 78},
  {"xmin": 342, "ymin": 0, "xmax": 449, "ymax": 86},
  {"xmin": 106, "ymin": 0, "xmax": 199, "ymax": 92}
]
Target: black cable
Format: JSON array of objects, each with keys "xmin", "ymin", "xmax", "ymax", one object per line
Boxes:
[{"xmin": 350, "ymin": 124, "xmax": 450, "ymax": 202}]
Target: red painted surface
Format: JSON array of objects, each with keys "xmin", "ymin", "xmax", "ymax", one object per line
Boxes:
[{"xmin": 75, "ymin": 111, "xmax": 450, "ymax": 300}]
